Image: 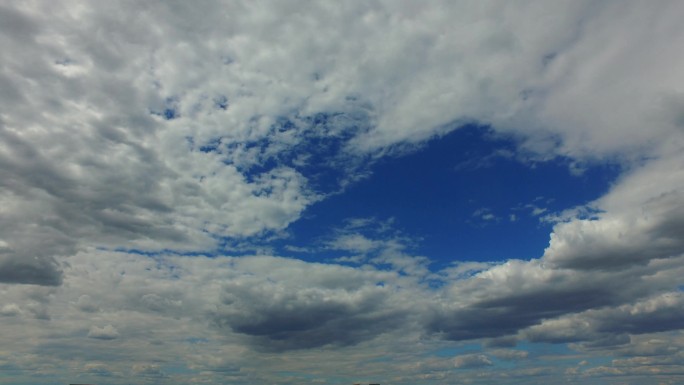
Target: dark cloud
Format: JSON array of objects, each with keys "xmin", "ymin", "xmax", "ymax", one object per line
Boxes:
[
  {"xmin": 523, "ymin": 291, "xmax": 684, "ymax": 350},
  {"xmin": 211, "ymin": 279, "xmax": 407, "ymax": 351},
  {"xmin": 593, "ymin": 294, "xmax": 684, "ymax": 336},
  {"xmin": 0, "ymin": 256, "xmax": 62, "ymax": 286},
  {"xmin": 428, "ymin": 246, "xmax": 684, "ymax": 343},
  {"xmin": 429, "ymin": 306, "xmax": 539, "ymax": 341}
]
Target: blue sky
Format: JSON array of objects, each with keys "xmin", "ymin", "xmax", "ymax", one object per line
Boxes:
[
  {"xmin": 2, "ymin": 1, "xmax": 684, "ymax": 385},
  {"xmin": 281, "ymin": 125, "xmax": 620, "ymax": 266}
]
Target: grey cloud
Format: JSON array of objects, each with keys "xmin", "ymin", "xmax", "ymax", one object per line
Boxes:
[
  {"xmin": 211, "ymin": 277, "xmax": 408, "ymax": 351},
  {"xmin": 0, "ymin": 1, "xmax": 319, "ymax": 284},
  {"xmin": 524, "ymin": 317, "xmax": 597, "ymax": 345},
  {"xmin": 543, "ymin": 209, "xmax": 684, "ymax": 271},
  {"xmin": 429, "ymin": 306, "xmax": 538, "ymax": 341},
  {"xmin": 593, "ymin": 293, "xmax": 684, "ymax": 336},
  {"xmin": 578, "ymin": 334, "xmax": 632, "ymax": 349},
  {"xmin": 489, "ymin": 349, "xmax": 529, "ymax": 361},
  {"xmin": 0, "ymin": 255, "xmax": 62, "ymax": 286},
  {"xmin": 524, "ymin": 292, "xmax": 684, "ymax": 349},
  {"xmin": 201, "ymin": 256, "xmax": 419, "ymax": 351},
  {"xmin": 83, "ymin": 362, "xmax": 120, "ymax": 378},
  {"xmin": 453, "ymin": 354, "xmax": 492, "ymax": 369},
  {"xmin": 426, "ymin": 154, "xmax": 684, "ymax": 345},
  {"xmin": 612, "ymin": 354, "xmax": 684, "ymax": 367},
  {"xmin": 75, "ymin": 294, "xmax": 99, "ymax": 313},
  {"xmin": 544, "ymin": 155, "xmax": 684, "ymax": 271},
  {"xmin": 429, "ymin": 249, "xmax": 684, "ymax": 343},
  {"xmin": 430, "ymin": 266, "xmax": 615, "ymax": 340},
  {"xmin": 611, "ymin": 335, "xmax": 682, "ymax": 358},
  {"xmin": 139, "ymin": 293, "xmax": 183, "ymax": 314},
  {"xmin": 0, "ymin": 303, "xmax": 21, "ymax": 317},
  {"xmin": 2, "ymin": 251, "xmax": 684, "ymax": 384},
  {"xmin": 88, "ymin": 324, "xmax": 120, "ymax": 340},
  {"xmin": 0, "ymin": 5, "xmax": 40, "ymax": 42},
  {"xmin": 132, "ymin": 363, "xmax": 167, "ymax": 378}
]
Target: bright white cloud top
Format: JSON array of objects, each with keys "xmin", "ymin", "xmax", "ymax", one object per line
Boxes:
[{"xmin": 1, "ymin": 1, "xmax": 684, "ymax": 384}]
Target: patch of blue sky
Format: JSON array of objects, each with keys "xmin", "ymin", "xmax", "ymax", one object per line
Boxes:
[
  {"xmin": 184, "ymin": 337, "xmax": 210, "ymax": 344},
  {"xmin": 184, "ymin": 120, "xmax": 619, "ymax": 267},
  {"xmin": 184, "ymin": 102, "xmax": 374, "ymax": 192},
  {"xmin": 262, "ymin": 112, "xmax": 371, "ymax": 189},
  {"xmin": 198, "ymin": 137, "xmax": 222, "ymax": 153},
  {"xmin": 503, "ymin": 345, "xmax": 616, "ymax": 378},
  {"xmin": 149, "ymin": 96, "xmax": 181, "ymax": 120},
  {"xmin": 280, "ymin": 125, "xmax": 620, "ymax": 268},
  {"xmin": 111, "ymin": 247, "xmax": 209, "ymax": 258}
]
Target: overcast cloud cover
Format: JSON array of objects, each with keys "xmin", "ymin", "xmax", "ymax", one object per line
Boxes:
[{"xmin": 1, "ymin": 1, "xmax": 684, "ymax": 384}]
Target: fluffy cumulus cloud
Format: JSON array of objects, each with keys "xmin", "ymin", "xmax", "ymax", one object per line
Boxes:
[{"xmin": 2, "ymin": 0, "xmax": 684, "ymax": 384}]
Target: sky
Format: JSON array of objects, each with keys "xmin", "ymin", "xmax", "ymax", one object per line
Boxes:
[{"xmin": 1, "ymin": 1, "xmax": 684, "ymax": 384}]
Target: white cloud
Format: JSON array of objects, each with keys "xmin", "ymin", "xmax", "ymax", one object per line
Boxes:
[
  {"xmin": 2, "ymin": 0, "xmax": 683, "ymax": 285},
  {"xmin": 0, "ymin": 303, "xmax": 21, "ymax": 317},
  {"xmin": 544, "ymin": 153, "xmax": 684, "ymax": 270},
  {"xmin": 328, "ymin": 234, "xmax": 381, "ymax": 254}
]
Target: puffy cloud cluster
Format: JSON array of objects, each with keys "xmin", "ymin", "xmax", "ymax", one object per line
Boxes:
[
  {"xmin": 0, "ymin": 249, "xmax": 683, "ymax": 384},
  {"xmin": 429, "ymin": 157, "xmax": 684, "ymax": 343}
]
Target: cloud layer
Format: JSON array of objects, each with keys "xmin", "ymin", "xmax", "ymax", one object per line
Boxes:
[{"xmin": 1, "ymin": 1, "xmax": 684, "ymax": 384}]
